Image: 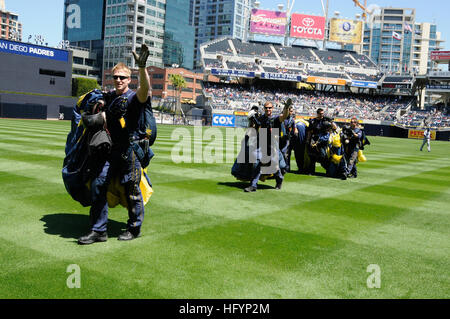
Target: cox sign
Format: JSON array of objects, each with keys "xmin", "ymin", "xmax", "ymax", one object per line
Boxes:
[
  {"xmin": 212, "ymin": 114, "xmax": 235, "ymax": 127},
  {"xmin": 290, "ymin": 14, "xmax": 325, "ymax": 40}
]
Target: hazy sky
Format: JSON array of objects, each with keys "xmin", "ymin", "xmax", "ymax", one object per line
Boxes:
[{"xmin": 4, "ymin": 0, "xmax": 450, "ymax": 50}]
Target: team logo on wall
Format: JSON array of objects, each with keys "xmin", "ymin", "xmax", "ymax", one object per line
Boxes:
[
  {"xmin": 329, "ymin": 18, "xmax": 363, "ymax": 44},
  {"xmin": 342, "ymin": 22, "xmax": 351, "ymax": 32}
]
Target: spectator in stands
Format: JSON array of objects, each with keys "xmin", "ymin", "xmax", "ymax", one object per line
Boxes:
[{"xmin": 203, "ymin": 82, "xmax": 430, "ymax": 124}]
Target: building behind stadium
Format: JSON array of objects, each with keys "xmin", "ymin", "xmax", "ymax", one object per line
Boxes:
[
  {"xmin": 0, "ymin": 0, "xmax": 21, "ymax": 42},
  {"xmin": 103, "ymin": 65, "xmax": 219, "ymax": 101},
  {"xmin": 63, "ymin": 0, "xmax": 195, "ymax": 76},
  {"xmin": 63, "ymin": 0, "xmax": 251, "ymax": 73},
  {"xmin": 191, "ymin": 0, "xmax": 252, "ymax": 70},
  {"xmin": 360, "ymin": 7, "xmax": 444, "ymax": 76}
]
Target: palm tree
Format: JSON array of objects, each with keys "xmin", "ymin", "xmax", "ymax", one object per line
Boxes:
[{"xmin": 168, "ymin": 74, "xmax": 186, "ymax": 115}]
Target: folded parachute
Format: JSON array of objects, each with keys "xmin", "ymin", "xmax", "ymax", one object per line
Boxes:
[{"xmin": 62, "ymin": 89, "xmax": 153, "ymax": 208}]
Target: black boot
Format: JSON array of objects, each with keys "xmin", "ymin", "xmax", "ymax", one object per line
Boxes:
[
  {"xmin": 118, "ymin": 228, "xmax": 141, "ymax": 241},
  {"xmin": 275, "ymin": 176, "xmax": 283, "ymax": 189},
  {"xmin": 78, "ymin": 230, "xmax": 108, "ymax": 245}
]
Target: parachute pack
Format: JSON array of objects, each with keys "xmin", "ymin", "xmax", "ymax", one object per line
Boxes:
[
  {"xmin": 107, "ymin": 90, "xmax": 157, "ymax": 168},
  {"xmin": 62, "ymin": 89, "xmax": 155, "ymax": 208},
  {"xmin": 130, "ymin": 94, "xmax": 157, "ymax": 169},
  {"xmin": 62, "ymin": 89, "xmax": 106, "ymax": 206}
]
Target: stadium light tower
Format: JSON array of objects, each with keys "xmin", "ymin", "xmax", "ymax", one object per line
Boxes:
[
  {"xmin": 282, "ymin": 0, "xmax": 296, "ymax": 46},
  {"xmin": 322, "ymin": 0, "xmax": 330, "ymax": 50}
]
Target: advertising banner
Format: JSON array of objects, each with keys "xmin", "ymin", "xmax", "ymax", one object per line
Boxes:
[
  {"xmin": 351, "ymin": 80, "xmax": 378, "ymax": 88},
  {"xmin": 408, "ymin": 129, "xmax": 436, "ymax": 140},
  {"xmin": 329, "ymin": 19, "xmax": 363, "ymax": 44},
  {"xmin": 430, "ymin": 51, "xmax": 450, "ymax": 61},
  {"xmin": 212, "ymin": 114, "xmax": 236, "ymax": 127},
  {"xmin": 0, "ymin": 39, "xmax": 69, "ymax": 62},
  {"xmin": 261, "ymin": 72, "xmax": 303, "ymax": 82},
  {"xmin": 307, "ymin": 76, "xmax": 346, "ymax": 86},
  {"xmin": 250, "ymin": 9, "xmax": 287, "ymax": 36},
  {"xmin": 428, "ymin": 71, "xmax": 450, "ymax": 78},
  {"xmin": 290, "ymin": 14, "xmax": 325, "ymax": 40},
  {"xmin": 382, "ymin": 83, "xmax": 411, "ymax": 89},
  {"xmin": 211, "ymin": 68, "xmax": 255, "ymax": 78},
  {"xmin": 426, "ymin": 85, "xmax": 450, "ymax": 90}
]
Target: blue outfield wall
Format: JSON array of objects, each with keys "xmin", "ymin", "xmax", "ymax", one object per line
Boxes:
[{"xmin": 0, "ymin": 93, "xmax": 77, "ymax": 119}]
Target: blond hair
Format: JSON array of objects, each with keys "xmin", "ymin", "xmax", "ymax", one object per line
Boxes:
[{"xmin": 112, "ymin": 62, "xmax": 131, "ymax": 77}]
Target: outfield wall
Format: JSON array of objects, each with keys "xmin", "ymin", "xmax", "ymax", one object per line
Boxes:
[
  {"xmin": 0, "ymin": 93, "xmax": 77, "ymax": 119},
  {"xmin": 358, "ymin": 123, "xmax": 450, "ymax": 141}
]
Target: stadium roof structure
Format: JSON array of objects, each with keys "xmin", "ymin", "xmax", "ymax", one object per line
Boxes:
[
  {"xmin": 415, "ymin": 71, "xmax": 450, "ymax": 107},
  {"xmin": 200, "ymin": 37, "xmax": 392, "ymax": 92},
  {"xmin": 380, "ymin": 75, "xmax": 416, "ymax": 95}
]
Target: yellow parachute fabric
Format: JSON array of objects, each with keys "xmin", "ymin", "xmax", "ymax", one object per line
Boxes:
[
  {"xmin": 357, "ymin": 150, "xmax": 367, "ymax": 163},
  {"xmin": 331, "ymin": 132, "xmax": 342, "ymax": 148},
  {"xmin": 295, "ymin": 118, "xmax": 310, "ymax": 127},
  {"xmin": 76, "ymin": 92, "xmax": 91, "ymax": 127},
  {"xmin": 76, "ymin": 92, "xmax": 89, "ymax": 108},
  {"xmin": 331, "ymin": 154, "xmax": 343, "ymax": 164},
  {"xmin": 106, "ymin": 168, "xmax": 153, "ymax": 208},
  {"xmin": 140, "ymin": 168, "xmax": 153, "ymax": 204}
]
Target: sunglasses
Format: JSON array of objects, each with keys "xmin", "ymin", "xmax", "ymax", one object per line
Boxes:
[
  {"xmin": 113, "ymin": 75, "xmax": 129, "ymax": 80},
  {"xmin": 264, "ymin": 107, "xmax": 273, "ymax": 110}
]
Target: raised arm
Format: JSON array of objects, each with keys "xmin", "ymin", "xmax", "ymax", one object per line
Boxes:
[
  {"xmin": 278, "ymin": 98, "xmax": 292, "ymax": 122},
  {"xmin": 132, "ymin": 44, "xmax": 151, "ymax": 103}
]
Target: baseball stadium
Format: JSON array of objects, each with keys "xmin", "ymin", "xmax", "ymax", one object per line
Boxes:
[{"xmin": 0, "ymin": 0, "xmax": 448, "ymax": 302}]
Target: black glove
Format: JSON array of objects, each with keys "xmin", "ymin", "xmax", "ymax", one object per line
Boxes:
[
  {"xmin": 284, "ymin": 98, "xmax": 293, "ymax": 109},
  {"xmin": 132, "ymin": 44, "xmax": 150, "ymax": 68}
]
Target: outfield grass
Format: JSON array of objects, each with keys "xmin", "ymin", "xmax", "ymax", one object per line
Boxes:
[{"xmin": 0, "ymin": 118, "xmax": 449, "ymax": 299}]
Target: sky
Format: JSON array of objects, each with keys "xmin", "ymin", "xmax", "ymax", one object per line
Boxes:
[{"xmin": 3, "ymin": 0, "xmax": 450, "ymax": 50}]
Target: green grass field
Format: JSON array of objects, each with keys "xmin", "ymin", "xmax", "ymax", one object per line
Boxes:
[{"xmin": 0, "ymin": 118, "xmax": 449, "ymax": 299}]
